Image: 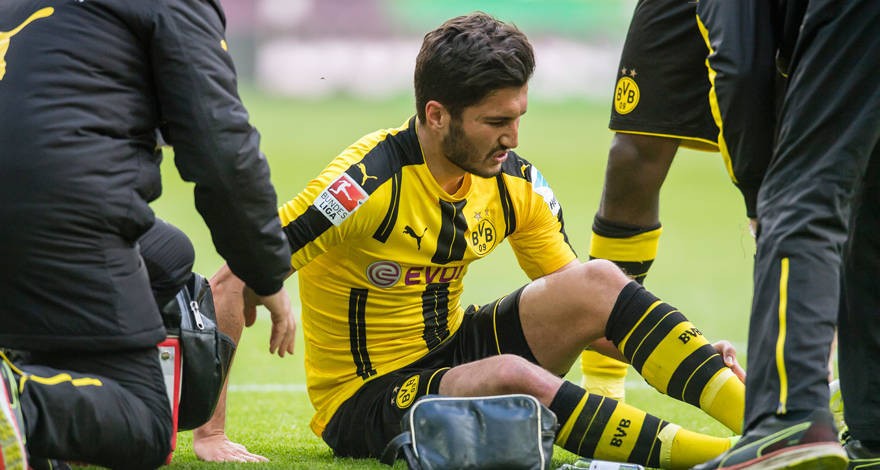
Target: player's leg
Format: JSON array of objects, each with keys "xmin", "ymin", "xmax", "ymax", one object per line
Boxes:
[
  {"xmin": 322, "ymin": 348, "xmax": 732, "ymax": 469},
  {"xmin": 440, "ymin": 295, "xmax": 736, "ymax": 469},
  {"xmin": 582, "ymin": 0, "xmax": 719, "ymax": 400},
  {"xmin": 518, "ymin": 260, "xmax": 744, "ymax": 433},
  {"xmin": 440, "ymin": 356, "xmax": 732, "ymax": 469},
  {"xmin": 592, "ymin": 133, "xmax": 674, "ymax": 279},
  {"xmin": 323, "ymin": 280, "xmax": 739, "ymax": 468}
]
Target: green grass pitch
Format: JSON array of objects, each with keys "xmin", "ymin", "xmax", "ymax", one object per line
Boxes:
[{"xmin": 144, "ymin": 89, "xmax": 753, "ymax": 469}]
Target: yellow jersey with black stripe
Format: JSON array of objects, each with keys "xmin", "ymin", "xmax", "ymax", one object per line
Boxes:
[{"xmin": 278, "ymin": 117, "xmax": 577, "ymax": 436}]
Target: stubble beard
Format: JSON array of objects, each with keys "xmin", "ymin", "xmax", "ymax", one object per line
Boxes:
[{"xmin": 442, "ymin": 119, "xmax": 503, "ymax": 179}]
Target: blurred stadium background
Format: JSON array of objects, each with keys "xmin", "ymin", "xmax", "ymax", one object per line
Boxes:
[
  {"xmin": 222, "ymin": 0, "xmax": 634, "ymax": 101},
  {"xmin": 151, "ymin": 1, "xmax": 755, "ymax": 467}
]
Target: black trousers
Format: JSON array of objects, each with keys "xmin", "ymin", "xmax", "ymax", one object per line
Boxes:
[
  {"xmin": 12, "ymin": 218, "xmax": 194, "ymax": 468},
  {"xmin": 18, "ymin": 348, "xmax": 172, "ymax": 469},
  {"xmin": 696, "ymin": 0, "xmax": 779, "ymax": 217},
  {"xmin": 744, "ymin": 0, "xmax": 880, "ymax": 436}
]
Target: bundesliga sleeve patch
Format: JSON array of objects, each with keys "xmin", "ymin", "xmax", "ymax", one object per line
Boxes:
[{"xmin": 314, "ymin": 173, "xmax": 369, "ymax": 226}]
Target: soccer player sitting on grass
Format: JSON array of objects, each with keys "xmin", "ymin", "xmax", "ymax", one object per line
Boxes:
[{"xmin": 194, "ymin": 12, "xmax": 747, "ymax": 469}]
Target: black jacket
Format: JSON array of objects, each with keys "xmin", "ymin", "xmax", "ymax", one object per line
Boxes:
[{"xmin": 0, "ymin": 0, "xmax": 291, "ymax": 350}]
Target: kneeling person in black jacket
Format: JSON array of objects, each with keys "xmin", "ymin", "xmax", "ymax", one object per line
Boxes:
[{"xmin": 0, "ymin": 1, "xmax": 296, "ymax": 468}]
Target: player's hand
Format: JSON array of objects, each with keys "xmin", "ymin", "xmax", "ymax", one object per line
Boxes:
[
  {"xmin": 258, "ymin": 287, "xmax": 296, "ymax": 357},
  {"xmin": 748, "ymin": 218, "xmax": 758, "ymax": 238},
  {"xmin": 713, "ymin": 340, "xmax": 746, "ymax": 382},
  {"xmin": 193, "ymin": 431, "xmax": 269, "ymax": 463}
]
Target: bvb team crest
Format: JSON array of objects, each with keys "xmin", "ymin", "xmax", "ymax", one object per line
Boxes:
[
  {"xmin": 469, "ymin": 219, "xmax": 497, "ymax": 256},
  {"xmin": 395, "ymin": 375, "xmax": 419, "ymax": 408},
  {"xmin": 614, "ymin": 75, "xmax": 640, "ymax": 115}
]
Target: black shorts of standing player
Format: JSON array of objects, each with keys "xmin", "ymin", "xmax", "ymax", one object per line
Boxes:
[
  {"xmin": 610, "ymin": 0, "xmax": 718, "ymax": 151},
  {"xmin": 322, "ymin": 286, "xmax": 535, "ymax": 458}
]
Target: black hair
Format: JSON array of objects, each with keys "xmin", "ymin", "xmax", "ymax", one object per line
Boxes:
[{"xmin": 414, "ymin": 12, "xmax": 535, "ymax": 122}]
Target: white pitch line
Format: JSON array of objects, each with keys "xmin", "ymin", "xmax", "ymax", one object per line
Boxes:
[{"xmin": 228, "ymin": 383, "xmax": 307, "ymax": 393}]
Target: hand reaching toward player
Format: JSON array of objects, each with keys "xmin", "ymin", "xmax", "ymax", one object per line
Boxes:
[
  {"xmin": 258, "ymin": 287, "xmax": 296, "ymax": 357},
  {"xmin": 243, "ymin": 280, "xmax": 296, "ymax": 357},
  {"xmin": 713, "ymin": 340, "xmax": 746, "ymax": 382}
]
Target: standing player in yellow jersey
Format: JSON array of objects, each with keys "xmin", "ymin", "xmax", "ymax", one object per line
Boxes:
[
  {"xmin": 579, "ymin": 0, "xmax": 778, "ymax": 401},
  {"xmin": 194, "ymin": 12, "xmax": 747, "ymax": 468}
]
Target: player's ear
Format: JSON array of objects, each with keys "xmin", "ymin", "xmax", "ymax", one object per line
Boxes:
[{"xmin": 424, "ymin": 100, "xmax": 448, "ymax": 130}]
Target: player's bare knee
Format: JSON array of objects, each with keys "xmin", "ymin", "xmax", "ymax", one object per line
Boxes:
[
  {"xmin": 571, "ymin": 260, "xmax": 630, "ymax": 327},
  {"xmin": 491, "ymin": 354, "xmax": 542, "ymax": 393},
  {"xmin": 581, "ymin": 259, "xmax": 629, "ymax": 285},
  {"xmin": 607, "ymin": 135, "xmax": 643, "ymax": 172}
]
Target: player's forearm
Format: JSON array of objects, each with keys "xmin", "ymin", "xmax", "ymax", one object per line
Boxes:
[
  {"xmin": 193, "ymin": 375, "xmax": 231, "ymax": 440},
  {"xmin": 193, "ymin": 266, "xmax": 242, "ymax": 449},
  {"xmin": 210, "ymin": 263, "xmax": 248, "ymax": 343}
]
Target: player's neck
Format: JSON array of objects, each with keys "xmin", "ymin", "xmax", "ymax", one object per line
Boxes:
[{"xmin": 416, "ymin": 117, "xmax": 467, "ymax": 194}]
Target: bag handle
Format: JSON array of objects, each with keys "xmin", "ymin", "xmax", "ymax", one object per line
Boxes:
[{"xmin": 380, "ymin": 432, "xmax": 421, "ymax": 469}]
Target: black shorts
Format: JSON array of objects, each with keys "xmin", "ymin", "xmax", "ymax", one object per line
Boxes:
[
  {"xmin": 609, "ymin": 0, "xmax": 719, "ymax": 150},
  {"xmin": 322, "ymin": 286, "xmax": 536, "ymax": 458}
]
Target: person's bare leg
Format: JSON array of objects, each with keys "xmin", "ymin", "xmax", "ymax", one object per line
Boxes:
[
  {"xmin": 581, "ymin": 133, "xmax": 680, "ymax": 399},
  {"xmin": 520, "ymin": 260, "xmax": 630, "ymax": 374},
  {"xmin": 598, "ymin": 133, "xmax": 679, "ymax": 225}
]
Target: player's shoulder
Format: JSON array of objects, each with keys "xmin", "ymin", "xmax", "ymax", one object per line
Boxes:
[
  {"xmin": 327, "ymin": 117, "xmax": 422, "ymax": 195},
  {"xmin": 498, "ymin": 152, "xmax": 560, "ymax": 214},
  {"xmin": 499, "ymin": 151, "xmax": 540, "ymax": 183}
]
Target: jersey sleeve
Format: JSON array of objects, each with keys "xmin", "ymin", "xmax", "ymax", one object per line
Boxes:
[
  {"xmin": 277, "ymin": 151, "xmax": 383, "ymax": 271},
  {"xmin": 506, "ymin": 164, "xmax": 577, "ymax": 279}
]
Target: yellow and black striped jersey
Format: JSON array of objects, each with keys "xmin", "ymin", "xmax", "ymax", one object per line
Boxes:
[{"xmin": 279, "ymin": 117, "xmax": 577, "ymax": 436}]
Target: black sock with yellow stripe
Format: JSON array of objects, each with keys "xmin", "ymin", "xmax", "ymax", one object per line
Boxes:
[
  {"xmin": 606, "ymin": 282, "xmax": 744, "ymax": 433},
  {"xmin": 581, "ymin": 217, "xmax": 662, "ymax": 400},
  {"xmin": 550, "ymin": 381, "xmax": 733, "ymax": 469}
]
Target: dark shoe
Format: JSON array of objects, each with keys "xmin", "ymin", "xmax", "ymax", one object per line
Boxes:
[
  {"xmin": 844, "ymin": 437, "xmax": 880, "ymax": 470},
  {"xmin": 691, "ymin": 409, "xmax": 847, "ymax": 470},
  {"xmin": 0, "ymin": 359, "xmax": 26, "ymax": 470}
]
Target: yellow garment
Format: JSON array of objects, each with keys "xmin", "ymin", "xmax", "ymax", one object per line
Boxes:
[
  {"xmin": 278, "ymin": 118, "xmax": 577, "ymax": 436},
  {"xmin": 580, "ymin": 350, "xmax": 628, "ymax": 401}
]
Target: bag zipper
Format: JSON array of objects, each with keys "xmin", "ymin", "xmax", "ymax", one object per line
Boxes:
[{"xmin": 189, "ymin": 300, "xmax": 205, "ymax": 330}]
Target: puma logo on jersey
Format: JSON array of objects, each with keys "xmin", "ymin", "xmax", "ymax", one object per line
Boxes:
[
  {"xmin": 0, "ymin": 7, "xmax": 54, "ymax": 81},
  {"xmin": 356, "ymin": 162, "xmax": 378, "ymax": 186},
  {"xmin": 315, "ymin": 173, "xmax": 368, "ymax": 226},
  {"xmin": 403, "ymin": 226, "xmax": 427, "ymax": 250}
]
